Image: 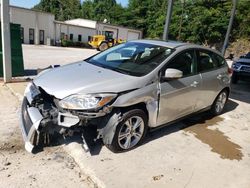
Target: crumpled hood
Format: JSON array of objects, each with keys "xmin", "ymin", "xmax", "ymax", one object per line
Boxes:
[{"xmin": 33, "ymin": 61, "xmax": 144, "ymax": 99}]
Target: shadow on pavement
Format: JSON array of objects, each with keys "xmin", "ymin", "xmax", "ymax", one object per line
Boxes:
[
  {"xmin": 143, "ymin": 99, "xmax": 239, "ymax": 146},
  {"xmin": 32, "ymin": 98, "xmax": 239, "ymax": 155}
]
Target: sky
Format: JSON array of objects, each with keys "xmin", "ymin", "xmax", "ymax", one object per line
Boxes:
[{"xmin": 10, "ymin": 0, "xmax": 129, "ymax": 9}]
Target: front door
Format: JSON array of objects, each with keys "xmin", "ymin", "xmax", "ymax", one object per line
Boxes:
[
  {"xmin": 157, "ymin": 50, "xmax": 202, "ymax": 125},
  {"xmin": 39, "ymin": 30, "xmax": 44, "ymax": 45},
  {"xmin": 29, "ymin": 28, "xmax": 34, "ymax": 44}
]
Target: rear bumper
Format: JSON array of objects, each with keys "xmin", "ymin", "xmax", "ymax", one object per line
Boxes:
[{"xmin": 20, "ymin": 97, "xmax": 43, "ymax": 152}]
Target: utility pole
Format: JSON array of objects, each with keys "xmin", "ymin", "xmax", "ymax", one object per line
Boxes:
[
  {"xmin": 163, "ymin": 0, "xmax": 174, "ymax": 41},
  {"xmin": 1, "ymin": 0, "xmax": 12, "ymax": 82},
  {"xmin": 178, "ymin": 0, "xmax": 185, "ymax": 40},
  {"xmin": 222, "ymin": 0, "xmax": 237, "ymax": 56}
]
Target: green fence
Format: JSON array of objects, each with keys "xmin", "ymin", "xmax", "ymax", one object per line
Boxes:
[{"xmin": 0, "ymin": 23, "xmax": 24, "ymax": 77}]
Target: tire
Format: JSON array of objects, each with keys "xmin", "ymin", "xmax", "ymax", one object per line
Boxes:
[
  {"xmin": 105, "ymin": 109, "xmax": 148, "ymax": 153},
  {"xmin": 98, "ymin": 42, "xmax": 109, "ymax": 51},
  {"xmin": 231, "ymin": 72, "xmax": 239, "ymax": 84},
  {"xmin": 210, "ymin": 90, "xmax": 228, "ymax": 116}
]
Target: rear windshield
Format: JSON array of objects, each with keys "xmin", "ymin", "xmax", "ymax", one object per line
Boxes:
[{"xmin": 86, "ymin": 42, "xmax": 175, "ymax": 76}]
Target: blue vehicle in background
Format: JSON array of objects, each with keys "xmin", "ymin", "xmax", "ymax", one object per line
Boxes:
[{"xmin": 232, "ymin": 52, "xmax": 250, "ymax": 84}]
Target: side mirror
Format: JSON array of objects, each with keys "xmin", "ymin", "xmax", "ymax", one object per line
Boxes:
[{"xmin": 163, "ymin": 68, "xmax": 183, "ymax": 80}]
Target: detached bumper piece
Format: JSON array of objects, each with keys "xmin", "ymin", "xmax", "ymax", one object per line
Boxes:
[{"xmin": 20, "ymin": 97, "xmax": 43, "ymax": 153}]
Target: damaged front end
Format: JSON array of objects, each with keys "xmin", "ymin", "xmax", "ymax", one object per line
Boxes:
[
  {"xmin": 20, "ymin": 82, "xmax": 120, "ymax": 153},
  {"xmin": 20, "ymin": 78, "xmax": 160, "ymax": 153}
]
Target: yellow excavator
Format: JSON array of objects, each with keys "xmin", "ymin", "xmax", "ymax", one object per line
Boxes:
[{"xmin": 88, "ymin": 31, "xmax": 125, "ymax": 51}]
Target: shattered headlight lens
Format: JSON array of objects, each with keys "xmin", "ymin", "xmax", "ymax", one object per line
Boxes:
[
  {"xmin": 24, "ymin": 82, "xmax": 41, "ymax": 104},
  {"xmin": 25, "ymin": 83, "xmax": 40, "ymax": 97},
  {"xmin": 58, "ymin": 94, "xmax": 117, "ymax": 110}
]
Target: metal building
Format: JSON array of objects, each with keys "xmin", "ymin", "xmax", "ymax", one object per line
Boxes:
[{"xmin": 0, "ymin": 5, "xmax": 142, "ymax": 45}]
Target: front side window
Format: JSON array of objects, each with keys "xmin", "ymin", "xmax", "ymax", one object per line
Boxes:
[
  {"xmin": 86, "ymin": 42, "xmax": 175, "ymax": 77},
  {"xmin": 165, "ymin": 50, "xmax": 196, "ymax": 77}
]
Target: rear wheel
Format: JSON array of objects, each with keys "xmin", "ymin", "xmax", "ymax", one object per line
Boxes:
[
  {"xmin": 210, "ymin": 90, "xmax": 228, "ymax": 116},
  {"xmin": 98, "ymin": 42, "xmax": 109, "ymax": 51},
  {"xmin": 105, "ymin": 109, "xmax": 148, "ymax": 152}
]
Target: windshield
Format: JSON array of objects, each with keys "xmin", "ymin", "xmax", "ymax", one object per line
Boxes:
[{"xmin": 86, "ymin": 42, "xmax": 174, "ymax": 76}]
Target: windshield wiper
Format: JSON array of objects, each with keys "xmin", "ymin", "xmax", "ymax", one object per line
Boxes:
[{"xmin": 111, "ymin": 68, "xmax": 131, "ymax": 75}]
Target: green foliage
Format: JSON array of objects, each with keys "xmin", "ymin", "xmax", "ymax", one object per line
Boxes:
[
  {"xmin": 33, "ymin": 0, "xmax": 250, "ymax": 45},
  {"xmin": 33, "ymin": 0, "xmax": 81, "ymax": 21},
  {"xmin": 61, "ymin": 39, "xmax": 90, "ymax": 48},
  {"xmin": 61, "ymin": 39, "xmax": 74, "ymax": 47}
]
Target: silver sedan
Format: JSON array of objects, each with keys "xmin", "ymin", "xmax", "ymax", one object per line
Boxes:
[{"xmin": 20, "ymin": 40, "xmax": 231, "ymax": 153}]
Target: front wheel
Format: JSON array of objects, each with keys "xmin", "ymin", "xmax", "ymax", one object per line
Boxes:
[
  {"xmin": 105, "ymin": 109, "xmax": 148, "ymax": 153},
  {"xmin": 98, "ymin": 42, "xmax": 109, "ymax": 51},
  {"xmin": 210, "ymin": 90, "xmax": 228, "ymax": 116}
]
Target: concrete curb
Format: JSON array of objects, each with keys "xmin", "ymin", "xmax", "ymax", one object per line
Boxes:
[
  {"xmin": 64, "ymin": 143, "xmax": 106, "ymax": 188},
  {"xmin": 5, "ymin": 82, "xmax": 104, "ymax": 188},
  {"xmin": 5, "ymin": 83, "xmax": 24, "ymax": 101}
]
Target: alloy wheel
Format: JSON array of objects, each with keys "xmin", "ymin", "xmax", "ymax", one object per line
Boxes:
[
  {"xmin": 118, "ymin": 116, "xmax": 145, "ymax": 150},
  {"xmin": 215, "ymin": 91, "xmax": 227, "ymax": 113}
]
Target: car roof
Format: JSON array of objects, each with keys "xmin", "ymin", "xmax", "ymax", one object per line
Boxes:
[
  {"xmin": 131, "ymin": 39, "xmax": 223, "ymax": 56},
  {"xmin": 131, "ymin": 39, "xmax": 187, "ymax": 48}
]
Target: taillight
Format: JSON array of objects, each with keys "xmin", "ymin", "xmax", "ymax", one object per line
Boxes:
[{"xmin": 228, "ymin": 67, "xmax": 233, "ymax": 75}]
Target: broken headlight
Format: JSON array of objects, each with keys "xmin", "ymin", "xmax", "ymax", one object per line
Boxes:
[
  {"xmin": 24, "ymin": 82, "xmax": 41, "ymax": 104},
  {"xmin": 58, "ymin": 94, "xmax": 117, "ymax": 110}
]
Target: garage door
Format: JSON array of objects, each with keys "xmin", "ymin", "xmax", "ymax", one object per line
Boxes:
[{"xmin": 127, "ymin": 31, "xmax": 140, "ymax": 41}]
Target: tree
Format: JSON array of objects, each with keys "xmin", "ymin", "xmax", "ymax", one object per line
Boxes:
[
  {"xmin": 33, "ymin": 0, "xmax": 250, "ymax": 45},
  {"xmin": 81, "ymin": 0, "xmax": 95, "ymax": 19},
  {"xmin": 33, "ymin": 0, "xmax": 81, "ymax": 21}
]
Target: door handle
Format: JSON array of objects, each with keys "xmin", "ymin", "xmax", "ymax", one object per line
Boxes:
[{"xmin": 190, "ymin": 81, "xmax": 199, "ymax": 87}]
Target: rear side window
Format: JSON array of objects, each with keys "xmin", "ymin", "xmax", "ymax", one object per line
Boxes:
[
  {"xmin": 213, "ymin": 54, "xmax": 226, "ymax": 68},
  {"xmin": 197, "ymin": 50, "xmax": 225, "ymax": 72}
]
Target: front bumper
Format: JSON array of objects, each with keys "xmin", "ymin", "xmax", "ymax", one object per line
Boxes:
[
  {"xmin": 20, "ymin": 83, "xmax": 113, "ymax": 153},
  {"xmin": 20, "ymin": 97, "xmax": 43, "ymax": 152}
]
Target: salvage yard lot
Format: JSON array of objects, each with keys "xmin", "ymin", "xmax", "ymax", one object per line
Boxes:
[
  {"xmin": 22, "ymin": 44, "xmax": 98, "ymax": 73},
  {"xmin": 1, "ymin": 45, "xmax": 250, "ymax": 188}
]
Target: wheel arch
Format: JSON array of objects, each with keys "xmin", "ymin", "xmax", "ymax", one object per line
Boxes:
[
  {"xmin": 113, "ymin": 102, "xmax": 149, "ymax": 123},
  {"xmin": 220, "ymin": 86, "xmax": 230, "ymax": 99}
]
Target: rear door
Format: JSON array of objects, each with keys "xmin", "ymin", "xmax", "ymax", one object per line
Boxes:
[
  {"xmin": 157, "ymin": 50, "xmax": 202, "ymax": 125},
  {"xmin": 196, "ymin": 49, "xmax": 228, "ymax": 109}
]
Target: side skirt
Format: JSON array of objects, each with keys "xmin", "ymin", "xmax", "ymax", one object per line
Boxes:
[{"xmin": 149, "ymin": 106, "xmax": 211, "ymax": 132}]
